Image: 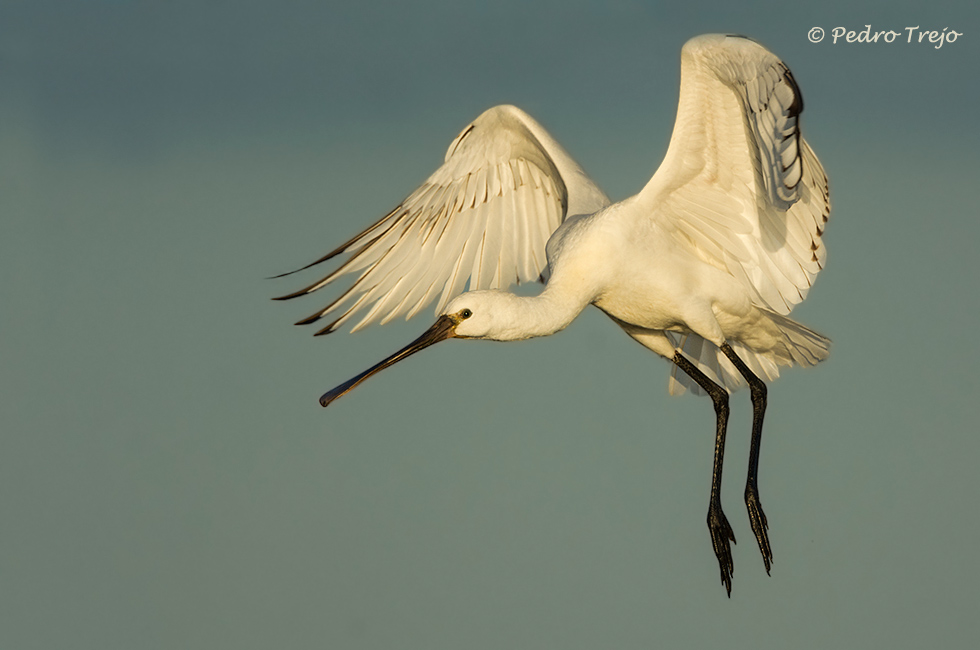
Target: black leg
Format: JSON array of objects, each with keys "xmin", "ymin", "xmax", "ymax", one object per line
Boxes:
[
  {"xmin": 720, "ymin": 343, "xmax": 772, "ymax": 573},
  {"xmin": 673, "ymin": 352, "xmax": 736, "ymax": 596}
]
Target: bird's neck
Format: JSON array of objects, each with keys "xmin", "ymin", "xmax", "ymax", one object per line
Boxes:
[{"xmin": 489, "ymin": 283, "xmax": 592, "ymax": 341}]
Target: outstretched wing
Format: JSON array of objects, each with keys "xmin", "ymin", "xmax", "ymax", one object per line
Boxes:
[
  {"xmin": 641, "ymin": 34, "xmax": 830, "ymax": 316},
  {"xmin": 275, "ymin": 105, "xmax": 609, "ymax": 334}
]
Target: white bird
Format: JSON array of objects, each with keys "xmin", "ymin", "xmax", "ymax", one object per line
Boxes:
[{"xmin": 275, "ymin": 34, "xmax": 830, "ymax": 596}]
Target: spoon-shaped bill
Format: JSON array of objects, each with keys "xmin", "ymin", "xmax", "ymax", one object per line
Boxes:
[{"xmin": 319, "ymin": 315, "xmax": 457, "ymax": 407}]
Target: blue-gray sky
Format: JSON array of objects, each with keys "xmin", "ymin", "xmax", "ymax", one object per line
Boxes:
[{"xmin": 3, "ymin": 1, "xmax": 979, "ymax": 648}]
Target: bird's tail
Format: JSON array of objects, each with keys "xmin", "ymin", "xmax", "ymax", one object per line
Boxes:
[{"xmin": 668, "ymin": 312, "xmax": 830, "ymax": 396}]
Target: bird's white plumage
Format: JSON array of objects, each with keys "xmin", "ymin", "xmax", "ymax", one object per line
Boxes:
[
  {"xmin": 278, "ymin": 34, "xmax": 830, "ymax": 395},
  {"xmin": 281, "ymin": 105, "xmax": 609, "ymax": 334},
  {"xmin": 631, "ymin": 35, "xmax": 831, "ymax": 393},
  {"xmin": 642, "ymin": 36, "xmax": 828, "ymax": 317}
]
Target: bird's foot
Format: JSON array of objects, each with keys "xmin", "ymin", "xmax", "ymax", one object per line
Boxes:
[
  {"xmin": 707, "ymin": 502, "xmax": 736, "ymax": 596},
  {"xmin": 745, "ymin": 483, "xmax": 772, "ymax": 573}
]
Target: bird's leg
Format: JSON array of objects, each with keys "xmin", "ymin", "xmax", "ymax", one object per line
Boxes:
[
  {"xmin": 719, "ymin": 343, "xmax": 772, "ymax": 574},
  {"xmin": 673, "ymin": 352, "xmax": 736, "ymax": 597}
]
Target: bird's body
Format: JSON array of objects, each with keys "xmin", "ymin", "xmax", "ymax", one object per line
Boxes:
[{"xmin": 275, "ymin": 34, "xmax": 831, "ymax": 595}]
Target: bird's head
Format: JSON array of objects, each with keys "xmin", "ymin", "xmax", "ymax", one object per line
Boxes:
[{"xmin": 442, "ymin": 290, "xmax": 505, "ymax": 339}]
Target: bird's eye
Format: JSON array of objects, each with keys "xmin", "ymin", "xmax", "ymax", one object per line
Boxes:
[{"xmin": 460, "ymin": 309, "xmax": 472, "ymax": 319}]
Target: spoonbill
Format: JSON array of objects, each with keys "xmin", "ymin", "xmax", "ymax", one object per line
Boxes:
[{"xmin": 274, "ymin": 34, "xmax": 830, "ymax": 595}]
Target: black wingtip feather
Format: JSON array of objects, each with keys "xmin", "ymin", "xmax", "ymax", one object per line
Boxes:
[
  {"xmin": 274, "ymin": 285, "xmax": 317, "ymax": 301},
  {"xmin": 267, "ymin": 246, "xmax": 347, "ymax": 283},
  {"xmin": 295, "ymin": 309, "xmax": 325, "ymax": 326},
  {"xmin": 314, "ymin": 316, "xmax": 344, "ymax": 336},
  {"xmin": 782, "ymin": 66, "xmax": 804, "ymax": 115}
]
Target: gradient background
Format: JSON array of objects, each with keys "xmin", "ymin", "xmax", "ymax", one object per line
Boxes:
[{"xmin": 4, "ymin": 1, "xmax": 979, "ymax": 648}]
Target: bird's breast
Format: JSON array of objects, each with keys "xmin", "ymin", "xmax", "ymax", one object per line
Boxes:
[{"xmin": 590, "ymin": 229, "xmax": 728, "ymax": 332}]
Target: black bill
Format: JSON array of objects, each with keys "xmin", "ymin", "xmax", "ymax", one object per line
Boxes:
[{"xmin": 319, "ymin": 314, "xmax": 457, "ymax": 407}]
